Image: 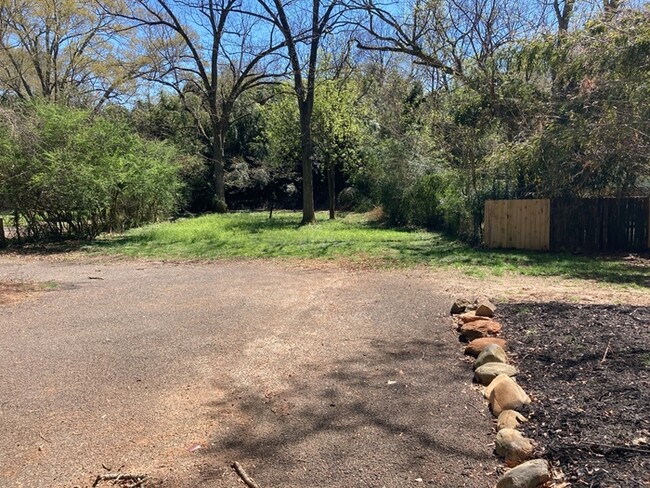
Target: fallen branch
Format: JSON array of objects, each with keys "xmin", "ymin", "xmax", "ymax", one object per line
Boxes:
[
  {"xmin": 592, "ymin": 444, "xmax": 650, "ymax": 455},
  {"xmin": 232, "ymin": 461, "xmax": 262, "ymax": 488},
  {"xmin": 92, "ymin": 473, "xmax": 148, "ymax": 487},
  {"xmin": 553, "ymin": 443, "xmax": 650, "ymax": 455}
]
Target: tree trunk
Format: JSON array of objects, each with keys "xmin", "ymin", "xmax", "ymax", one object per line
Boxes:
[
  {"xmin": 554, "ymin": 0, "xmax": 575, "ymax": 36},
  {"xmin": 0, "ymin": 218, "xmax": 6, "ymax": 248},
  {"xmin": 327, "ymin": 161, "xmax": 335, "ymax": 220},
  {"xmin": 212, "ymin": 122, "xmax": 227, "ymax": 213},
  {"xmin": 299, "ymin": 103, "xmax": 316, "ymax": 224}
]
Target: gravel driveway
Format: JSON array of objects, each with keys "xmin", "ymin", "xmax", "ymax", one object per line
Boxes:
[{"xmin": 0, "ymin": 257, "xmax": 498, "ymax": 487}]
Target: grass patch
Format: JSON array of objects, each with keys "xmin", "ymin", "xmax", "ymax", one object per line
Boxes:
[{"xmin": 81, "ymin": 211, "xmax": 650, "ymax": 287}]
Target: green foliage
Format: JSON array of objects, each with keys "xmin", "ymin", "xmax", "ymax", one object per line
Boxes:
[
  {"xmin": 131, "ymin": 94, "xmax": 212, "ymax": 212},
  {"xmin": 262, "ymin": 80, "xmax": 373, "ymax": 208},
  {"xmin": 0, "ymin": 102, "xmax": 183, "ymax": 241},
  {"xmin": 311, "ymin": 80, "xmax": 369, "ymax": 176},
  {"xmin": 366, "ymin": 7, "xmax": 650, "ymax": 243},
  {"xmin": 263, "ymin": 88, "xmax": 301, "ymax": 178},
  {"xmin": 506, "ymin": 8, "xmax": 650, "ymax": 198}
]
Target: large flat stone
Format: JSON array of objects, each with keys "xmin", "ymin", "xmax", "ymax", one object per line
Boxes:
[
  {"xmin": 474, "ymin": 363, "xmax": 518, "ymax": 385},
  {"xmin": 497, "ymin": 410, "xmax": 528, "ymax": 431},
  {"xmin": 464, "ymin": 337, "xmax": 507, "ymax": 357},
  {"xmin": 489, "ymin": 374, "xmax": 531, "ymax": 416},
  {"xmin": 460, "ymin": 320, "xmax": 502, "ymax": 341},
  {"xmin": 457, "ymin": 311, "xmax": 492, "ymax": 324},
  {"xmin": 475, "ymin": 299, "xmax": 496, "ymax": 317},
  {"xmin": 474, "ymin": 344, "xmax": 508, "ymax": 369},
  {"xmin": 495, "ymin": 428, "xmax": 534, "ymax": 466},
  {"xmin": 496, "ymin": 459, "xmax": 551, "ymax": 488}
]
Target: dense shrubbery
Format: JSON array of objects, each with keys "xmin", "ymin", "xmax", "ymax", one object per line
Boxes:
[{"xmin": 0, "ymin": 103, "xmax": 184, "ymax": 241}]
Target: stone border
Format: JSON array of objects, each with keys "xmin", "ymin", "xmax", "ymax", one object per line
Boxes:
[{"xmin": 450, "ymin": 298, "xmax": 553, "ymax": 488}]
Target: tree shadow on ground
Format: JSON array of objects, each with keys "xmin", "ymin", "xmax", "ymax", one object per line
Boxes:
[
  {"xmin": 195, "ymin": 337, "xmax": 497, "ymax": 487},
  {"xmin": 384, "ymin": 233, "xmax": 650, "ymax": 286}
]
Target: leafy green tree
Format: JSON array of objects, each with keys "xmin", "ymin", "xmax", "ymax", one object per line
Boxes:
[
  {"xmin": 104, "ymin": 0, "xmax": 287, "ymax": 212},
  {"xmin": 255, "ymin": 0, "xmax": 348, "ymax": 224},
  {"xmin": 506, "ymin": 8, "xmax": 650, "ymax": 198},
  {"xmin": 263, "ymin": 79, "xmax": 370, "ymax": 219}
]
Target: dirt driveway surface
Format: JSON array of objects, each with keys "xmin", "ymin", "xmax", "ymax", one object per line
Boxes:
[{"xmin": 0, "ymin": 257, "xmax": 499, "ymax": 487}]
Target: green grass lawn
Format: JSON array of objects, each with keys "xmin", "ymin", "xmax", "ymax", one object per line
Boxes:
[{"xmin": 85, "ymin": 211, "xmax": 649, "ymax": 287}]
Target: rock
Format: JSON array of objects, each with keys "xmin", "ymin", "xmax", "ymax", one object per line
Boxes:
[
  {"xmin": 497, "ymin": 410, "xmax": 528, "ymax": 431},
  {"xmin": 475, "ymin": 299, "xmax": 496, "ymax": 317},
  {"xmin": 460, "ymin": 320, "xmax": 502, "ymax": 341},
  {"xmin": 484, "ymin": 373, "xmax": 512, "ymax": 399},
  {"xmin": 489, "ymin": 375, "xmax": 531, "ymax": 416},
  {"xmin": 496, "ymin": 459, "xmax": 551, "ymax": 488},
  {"xmin": 474, "ymin": 344, "xmax": 508, "ymax": 369},
  {"xmin": 495, "ymin": 428, "xmax": 535, "ymax": 466},
  {"xmin": 458, "ymin": 312, "xmax": 492, "ymax": 324},
  {"xmin": 474, "ymin": 363, "xmax": 518, "ymax": 385},
  {"xmin": 464, "ymin": 337, "xmax": 507, "ymax": 357},
  {"xmin": 450, "ymin": 298, "xmax": 471, "ymax": 315}
]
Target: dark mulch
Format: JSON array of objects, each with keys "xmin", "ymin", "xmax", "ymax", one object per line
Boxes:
[{"xmin": 497, "ymin": 302, "xmax": 650, "ymax": 488}]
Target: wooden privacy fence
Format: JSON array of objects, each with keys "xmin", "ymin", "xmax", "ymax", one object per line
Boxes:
[
  {"xmin": 484, "ymin": 197, "xmax": 650, "ymax": 252},
  {"xmin": 484, "ymin": 200, "xmax": 550, "ymax": 251}
]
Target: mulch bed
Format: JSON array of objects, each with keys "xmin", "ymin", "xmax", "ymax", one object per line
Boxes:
[{"xmin": 497, "ymin": 302, "xmax": 650, "ymax": 488}]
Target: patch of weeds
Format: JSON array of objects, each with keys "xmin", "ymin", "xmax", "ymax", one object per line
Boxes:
[
  {"xmin": 516, "ymin": 305, "xmax": 533, "ymax": 316},
  {"xmin": 642, "ymin": 354, "xmax": 650, "ymax": 368}
]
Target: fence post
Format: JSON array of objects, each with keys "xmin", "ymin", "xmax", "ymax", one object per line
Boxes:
[{"xmin": 0, "ymin": 218, "xmax": 6, "ymax": 249}]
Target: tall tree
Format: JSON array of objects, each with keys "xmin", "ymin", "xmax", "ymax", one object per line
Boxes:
[
  {"xmin": 0, "ymin": 0, "xmax": 137, "ymax": 107},
  {"xmin": 255, "ymin": 0, "xmax": 347, "ymax": 224},
  {"xmin": 105, "ymin": 0, "xmax": 286, "ymax": 211}
]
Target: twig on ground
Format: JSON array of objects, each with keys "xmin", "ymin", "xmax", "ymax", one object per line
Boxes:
[
  {"xmin": 232, "ymin": 461, "xmax": 262, "ymax": 488},
  {"xmin": 38, "ymin": 431, "xmax": 51, "ymax": 443},
  {"xmin": 601, "ymin": 339, "xmax": 611, "ymax": 363},
  {"xmin": 92, "ymin": 473, "xmax": 148, "ymax": 487},
  {"xmin": 130, "ymin": 477, "xmax": 148, "ymax": 488},
  {"xmin": 556, "ymin": 443, "xmax": 650, "ymax": 455}
]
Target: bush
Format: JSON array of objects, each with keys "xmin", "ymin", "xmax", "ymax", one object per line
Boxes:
[{"xmin": 0, "ymin": 102, "xmax": 183, "ymax": 241}]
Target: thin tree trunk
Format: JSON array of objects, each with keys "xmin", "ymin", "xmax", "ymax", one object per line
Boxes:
[
  {"xmin": 0, "ymin": 218, "xmax": 6, "ymax": 248},
  {"xmin": 13, "ymin": 210, "xmax": 21, "ymax": 246},
  {"xmin": 299, "ymin": 104, "xmax": 316, "ymax": 224},
  {"xmin": 328, "ymin": 161, "xmax": 335, "ymax": 220},
  {"xmin": 212, "ymin": 123, "xmax": 227, "ymax": 212}
]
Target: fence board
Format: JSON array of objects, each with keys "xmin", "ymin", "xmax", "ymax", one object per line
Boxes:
[{"xmin": 484, "ymin": 199, "xmax": 550, "ymax": 250}]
